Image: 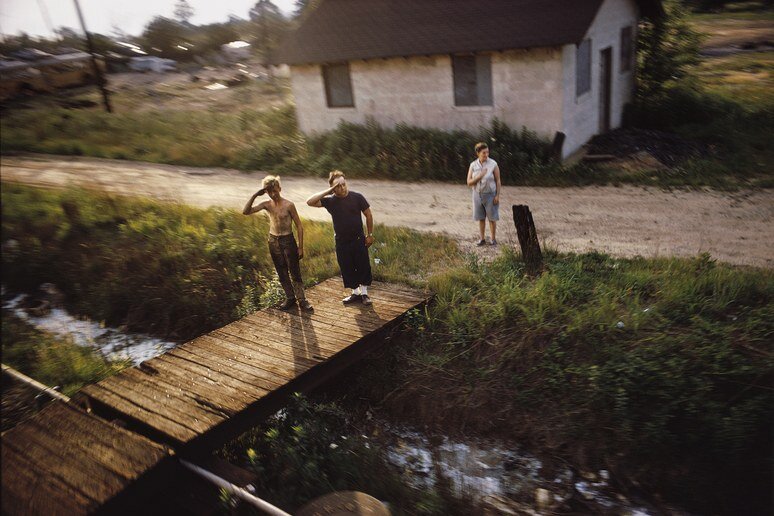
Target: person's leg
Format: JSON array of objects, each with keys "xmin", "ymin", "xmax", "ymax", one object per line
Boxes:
[
  {"xmin": 353, "ymin": 238, "xmax": 372, "ymax": 303},
  {"xmin": 281, "ymin": 236, "xmax": 306, "ymax": 300},
  {"xmin": 336, "ymin": 240, "xmax": 361, "ymax": 303},
  {"xmin": 473, "ymin": 191, "xmax": 486, "ymax": 244},
  {"xmin": 282, "ymin": 236, "xmax": 312, "ymax": 310},
  {"xmin": 268, "ymin": 237, "xmax": 295, "ymax": 308},
  {"xmin": 484, "ymin": 194, "xmax": 500, "ymax": 245}
]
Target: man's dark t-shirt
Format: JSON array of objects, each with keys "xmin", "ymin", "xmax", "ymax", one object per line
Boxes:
[{"xmin": 321, "ymin": 192, "xmax": 369, "ymax": 243}]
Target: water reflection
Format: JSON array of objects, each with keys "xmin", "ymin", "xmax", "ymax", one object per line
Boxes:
[{"xmin": 3, "ymin": 292, "xmax": 176, "ymax": 365}]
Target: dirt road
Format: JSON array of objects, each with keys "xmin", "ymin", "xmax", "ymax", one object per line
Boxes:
[{"xmin": 2, "ymin": 154, "xmax": 772, "ymax": 268}]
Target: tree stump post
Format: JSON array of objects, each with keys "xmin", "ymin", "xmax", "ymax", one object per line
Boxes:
[{"xmin": 512, "ymin": 205, "xmax": 543, "ymax": 275}]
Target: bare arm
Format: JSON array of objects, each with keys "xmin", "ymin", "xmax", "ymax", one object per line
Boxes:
[
  {"xmin": 290, "ymin": 203, "xmax": 304, "ymax": 258},
  {"xmin": 466, "ymin": 165, "xmax": 485, "ymax": 186},
  {"xmin": 306, "ymin": 186, "xmax": 335, "ymax": 207},
  {"xmin": 493, "ymin": 165, "xmax": 502, "ymax": 204},
  {"xmin": 243, "ymin": 192, "xmax": 266, "ymax": 215},
  {"xmin": 363, "ymin": 207, "xmax": 374, "ymax": 247}
]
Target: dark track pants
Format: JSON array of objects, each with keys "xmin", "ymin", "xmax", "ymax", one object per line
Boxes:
[{"xmin": 335, "ymin": 235, "xmax": 372, "ymax": 289}]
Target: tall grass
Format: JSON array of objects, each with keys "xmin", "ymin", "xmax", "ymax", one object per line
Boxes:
[
  {"xmin": 1, "ymin": 182, "xmax": 460, "ymax": 340},
  {"xmin": 1, "ymin": 310, "xmax": 130, "ymax": 397},
  {"xmin": 342, "ymin": 249, "xmax": 773, "ymax": 513}
]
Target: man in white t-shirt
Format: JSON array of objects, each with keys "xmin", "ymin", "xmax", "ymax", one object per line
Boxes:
[{"xmin": 466, "ymin": 142, "xmax": 502, "ymax": 245}]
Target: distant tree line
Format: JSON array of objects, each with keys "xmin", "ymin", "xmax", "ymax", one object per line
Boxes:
[{"xmin": 0, "ymin": 0, "xmax": 317, "ymax": 63}]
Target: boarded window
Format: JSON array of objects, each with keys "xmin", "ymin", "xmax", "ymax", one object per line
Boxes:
[
  {"xmin": 452, "ymin": 54, "xmax": 492, "ymax": 106},
  {"xmin": 620, "ymin": 26, "xmax": 633, "ymax": 72},
  {"xmin": 576, "ymin": 39, "xmax": 591, "ymax": 97},
  {"xmin": 322, "ymin": 63, "xmax": 354, "ymax": 108}
]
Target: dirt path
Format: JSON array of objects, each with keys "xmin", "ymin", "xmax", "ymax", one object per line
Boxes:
[{"xmin": 2, "ymin": 154, "xmax": 772, "ymax": 268}]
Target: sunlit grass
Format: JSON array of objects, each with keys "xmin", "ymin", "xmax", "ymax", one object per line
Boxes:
[{"xmin": 1, "ymin": 182, "xmax": 462, "ymax": 340}]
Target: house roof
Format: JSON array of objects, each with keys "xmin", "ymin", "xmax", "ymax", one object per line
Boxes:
[{"xmin": 270, "ymin": 0, "xmax": 663, "ymax": 65}]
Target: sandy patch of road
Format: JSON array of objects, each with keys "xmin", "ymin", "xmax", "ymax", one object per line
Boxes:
[{"xmin": 2, "ymin": 154, "xmax": 772, "ymax": 268}]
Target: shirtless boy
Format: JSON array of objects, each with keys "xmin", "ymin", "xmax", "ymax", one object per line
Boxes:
[{"xmin": 243, "ymin": 175, "xmax": 313, "ymax": 311}]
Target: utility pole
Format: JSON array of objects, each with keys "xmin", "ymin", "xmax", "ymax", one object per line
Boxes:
[{"xmin": 72, "ymin": 0, "xmax": 112, "ymax": 113}]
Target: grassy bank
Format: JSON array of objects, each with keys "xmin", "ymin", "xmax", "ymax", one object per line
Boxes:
[
  {"xmin": 1, "ymin": 309, "xmax": 129, "ymax": 397},
  {"xmin": 1, "ymin": 182, "xmax": 460, "ymax": 340},
  {"xmin": 3, "ymin": 185, "xmax": 771, "ymax": 512},
  {"xmin": 331, "ymin": 249, "xmax": 773, "ymax": 513}
]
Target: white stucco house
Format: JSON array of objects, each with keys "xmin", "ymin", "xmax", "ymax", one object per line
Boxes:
[{"xmin": 270, "ymin": 0, "xmax": 663, "ymax": 159}]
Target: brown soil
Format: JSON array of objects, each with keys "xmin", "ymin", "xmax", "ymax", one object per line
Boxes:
[{"xmin": 2, "ymin": 154, "xmax": 772, "ymax": 268}]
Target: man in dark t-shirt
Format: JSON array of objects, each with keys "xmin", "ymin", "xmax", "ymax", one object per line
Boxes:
[{"xmin": 307, "ymin": 170, "xmax": 375, "ymax": 305}]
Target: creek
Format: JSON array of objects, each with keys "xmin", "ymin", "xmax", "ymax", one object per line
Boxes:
[
  {"xmin": 380, "ymin": 425, "xmax": 661, "ymax": 515},
  {"xmin": 3, "ymin": 289, "xmax": 176, "ymax": 366}
]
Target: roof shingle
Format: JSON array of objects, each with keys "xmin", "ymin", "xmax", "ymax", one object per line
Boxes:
[{"xmin": 271, "ymin": 0, "xmax": 661, "ymax": 66}]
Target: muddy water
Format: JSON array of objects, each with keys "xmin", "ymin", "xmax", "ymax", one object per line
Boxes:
[{"xmin": 3, "ymin": 292, "xmax": 176, "ymax": 365}]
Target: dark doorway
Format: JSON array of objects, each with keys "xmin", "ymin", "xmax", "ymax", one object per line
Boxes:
[{"xmin": 599, "ymin": 47, "xmax": 612, "ymax": 133}]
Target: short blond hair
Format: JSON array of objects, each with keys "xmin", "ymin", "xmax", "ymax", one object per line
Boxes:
[
  {"xmin": 262, "ymin": 175, "xmax": 281, "ymax": 191},
  {"xmin": 328, "ymin": 170, "xmax": 345, "ymax": 186}
]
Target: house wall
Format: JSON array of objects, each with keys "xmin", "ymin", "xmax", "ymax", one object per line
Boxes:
[
  {"xmin": 289, "ymin": 47, "xmax": 564, "ymax": 140},
  {"xmin": 561, "ymin": 0, "xmax": 639, "ymax": 157}
]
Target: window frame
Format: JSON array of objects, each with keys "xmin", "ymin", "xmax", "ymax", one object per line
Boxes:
[
  {"xmin": 576, "ymin": 38, "xmax": 592, "ymax": 98},
  {"xmin": 322, "ymin": 62, "xmax": 355, "ymax": 108},
  {"xmin": 451, "ymin": 53, "xmax": 493, "ymax": 107},
  {"xmin": 620, "ymin": 26, "xmax": 634, "ymax": 73}
]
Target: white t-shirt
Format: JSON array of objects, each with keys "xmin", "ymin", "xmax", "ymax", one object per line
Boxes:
[{"xmin": 469, "ymin": 158, "xmax": 498, "ymax": 194}]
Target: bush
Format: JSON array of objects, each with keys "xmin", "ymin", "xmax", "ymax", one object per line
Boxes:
[{"xmin": 298, "ymin": 118, "xmax": 554, "ymax": 183}]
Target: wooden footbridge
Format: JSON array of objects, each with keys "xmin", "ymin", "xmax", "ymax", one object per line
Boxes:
[{"xmin": 2, "ymin": 277, "xmax": 429, "ymax": 515}]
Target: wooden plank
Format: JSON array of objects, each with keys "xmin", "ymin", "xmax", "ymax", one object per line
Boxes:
[
  {"xmin": 181, "ymin": 335, "xmax": 303, "ymax": 384},
  {"xmin": 80, "ymin": 383, "xmax": 197, "ymax": 443},
  {"xmin": 315, "ymin": 279, "xmax": 426, "ymax": 302},
  {"xmin": 142, "ymin": 353, "xmax": 261, "ymax": 411},
  {"xmin": 22, "ymin": 410, "xmax": 163, "ymax": 480},
  {"xmin": 185, "ymin": 334, "xmax": 303, "ymax": 382},
  {"xmin": 24, "ymin": 402, "xmax": 164, "ymax": 468},
  {"xmin": 262, "ymin": 308, "xmax": 370, "ymax": 340},
  {"xmin": 206, "ymin": 331, "xmax": 316, "ymax": 378},
  {"xmin": 169, "ymin": 340, "xmax": 313, "ymax": 381},
  {"xmin": 279, "ymin": 302, "xmax": 393, "ymax": 331},
  {"xmin": 2, "ymin": 443, "xmax": 98, "ymax": 516},
  {"xmin": 172, "ymin": 346, "xmax": 286, "ymax": 393},
  {"xmin": 215, "ymin": 321, "xmax": 333, "ymax": 363},
  {"xmin": 214, "ymin": 322, "xmax": 328, "ymax": 363},
  {"xmin": 193, "ymin": 333, "xmax": 307, "ymax": 380},
  {"xmin": 97, "ymin": 371, "xmax": 224, "ymax": 433},
  {"xmin": 118, "ymin": 366, "xmax": 235, "ymax": 420},
  {"xmin": 125, "ymin": 360, "xmax": 244, "ymax": 417},
  {"xmin": 2, "ymin": 434, "xmax": 127, "ymax": 503},
  {"xmin": 236, "ymin": 313, "xmax": 354, "ymax": 351},
  {"xmin": 224, "ymin": 315, "xmax": 350, "ymax": 353},
  {"xmin": 310, "ymin": 283, "xmax": 421, "ymax": 311},
  {"xmin": 152, "ymin": 354, "xmax": 264, "ymax": 408},
  {"xmin": 295, "ymin": 307, "xmax": 392, "ymax": 331},
  {"xmin": 3, "ymin": 420, "xmax": 133, "ymax": 492}
]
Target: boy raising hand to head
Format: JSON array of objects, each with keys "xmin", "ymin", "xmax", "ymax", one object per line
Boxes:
[{"xmin": 244, "ymin": 175, "xmax": 313, "ymax": 311}]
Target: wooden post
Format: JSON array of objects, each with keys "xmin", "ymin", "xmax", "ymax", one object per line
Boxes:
[{"xmin": 512, "ymin": 205, "xmax": 543, "ymax": 275}]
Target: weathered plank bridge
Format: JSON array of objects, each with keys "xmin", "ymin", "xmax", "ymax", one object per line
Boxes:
[{"xmin": 2, "ymin": 277, "xmax": 429, "ymax": 515}]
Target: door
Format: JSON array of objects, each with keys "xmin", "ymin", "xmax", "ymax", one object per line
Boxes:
[{"xmin": 599, "ymin": 47, "xmax": 612, "ymax": 133}]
